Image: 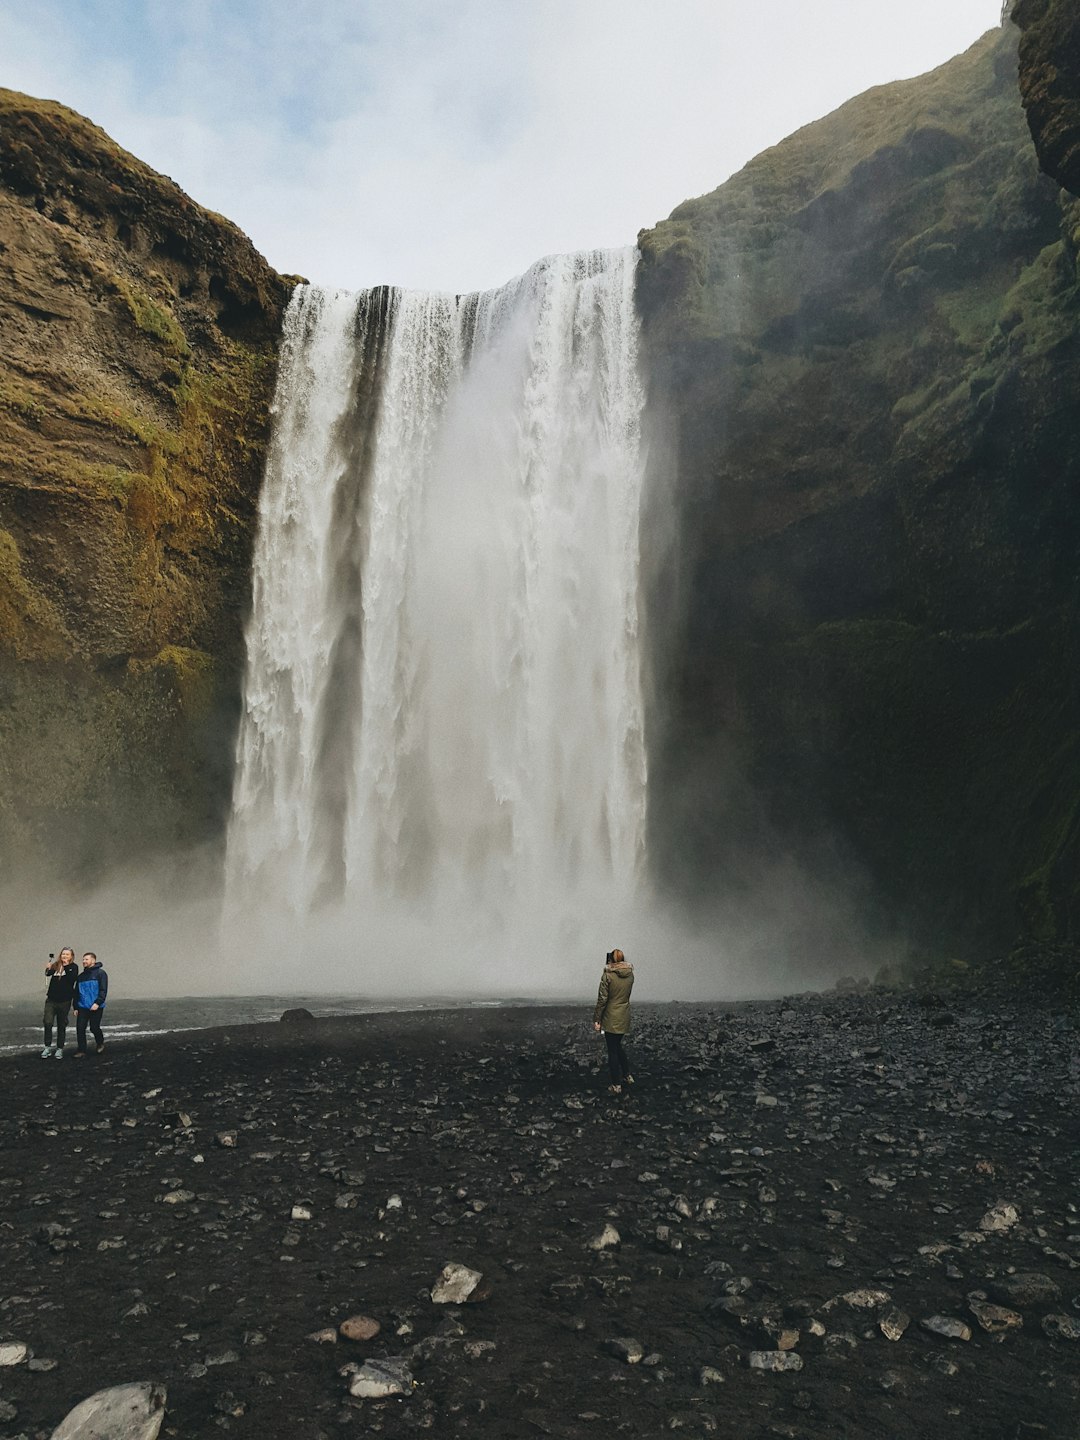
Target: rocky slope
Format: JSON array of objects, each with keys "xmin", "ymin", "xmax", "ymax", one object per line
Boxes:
[
  {"xmin": 637, "ymin": 25, "xmax": 1080, "ymax": 957},
  {"xmin": 0, "ymin": 91, "xmax": 293, "ymax": 878}
]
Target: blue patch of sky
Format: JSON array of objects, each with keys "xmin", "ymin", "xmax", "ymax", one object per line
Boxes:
[{"xmin": 2, "ymin": 0, "xmax": 389, "ymax": 138}]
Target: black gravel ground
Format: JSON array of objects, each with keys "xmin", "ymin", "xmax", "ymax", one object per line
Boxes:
[{"xmin": 0, "ymin": 991, "xmax": 1078, "ymax": 1439}]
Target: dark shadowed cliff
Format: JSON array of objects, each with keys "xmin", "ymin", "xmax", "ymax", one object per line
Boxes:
[
  {"xmin": 0, "ymin": 91, "xmax": 293, "ymax": 879},
  {"xmin": 637, "ymin": 25, "xmax": 1080, "ymax": 958},
  {"xmin": 1014, "ymin": 0, "xmax": 1080, "ymax": 197}
]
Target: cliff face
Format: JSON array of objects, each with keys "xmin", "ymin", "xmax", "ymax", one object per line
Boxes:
[
  {"xmin": 1014, "ymin": 0, "xmax": 1080, "ymax": 196},
  {"xmin": 0, "ymin": 91, "xmax": 293, "ymax": 877},
  {"xmin": 638, "ymin": 27, "xmax": 1080, "ymax": 955}
]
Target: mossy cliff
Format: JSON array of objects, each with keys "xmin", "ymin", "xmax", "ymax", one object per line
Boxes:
[
  {"xmin": 637, "ymin": 26, "xmax": 1080, "ymax": 955},
  {"xmin": 1014, "ymin": 0, "xmax": 1080, "ymax": 196},
  {"xmin": 0, "ymin": 91, "xmax": 293, "ymax": 876}
]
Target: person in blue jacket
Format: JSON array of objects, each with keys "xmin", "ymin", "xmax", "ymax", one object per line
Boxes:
[{"xmin": 73, "ymin": 952, "xmax": 108, "ymax": 1057}]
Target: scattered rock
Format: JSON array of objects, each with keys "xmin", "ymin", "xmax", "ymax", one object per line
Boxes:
[
  {"xmin": 1041, "ymin": 1314, "xmax": 1080, "ymax": 1341},
  {"xmin": 587, "ymin": 1223, "xmax": 621, "ymax": 1251},
  {"xmin": 348, "ymin": 1358, "xmax": 413, "ymax": 1398},
  {"xmin": 339, "ymin": 1315, "xmax": 381, "ymax": 1342},
  {"xmin": 0, "ymin": 1342, "xmax": 28, "ymax": 1366},
  {"xmin": 306, "ymin": 1328, "xmax": 337, "ymax": 1344},
  {"xmin": 968, "ymin": 1299, "xmax": 1023, "ymax": 1334},
  {"xmin": 748, "ymin": 1351, "xmax": 803, "ymax": 1372},
  {"xmin": 919, "ymin": 1316, "xmax": 971, "ymax": 1342},
  {"xmin": 430, "ymin": 1262, "xmax": 484, "ymax": 1304},
  {"xmin": 50, "ymin": 1382, "xmax": 166, "ymax": 1440},
  {"xmin": 989, "ymin": 1273, "xmax": 1062, "ymax": 1308},
  {"xmin": 603, "ymin": 1337, "xmax": 644, "ymax": 1364},
  {"xmin": 980, "ymin": 1201, "xmax": 1020, "ymax": 1233},
  {"xmin": 280, "ymin": 1009, "xmax": 316, "ymax": 1026},
  {"xmin": 879, "ymin": 1310, "xmax": 911, "ymax": 1342}
]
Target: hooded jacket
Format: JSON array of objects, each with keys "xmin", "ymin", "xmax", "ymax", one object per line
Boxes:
[
  {"xmin": 45, "ymin": 962, "xmax": 78, "ymax": 1005},
  {"xmin": 74, "ymin": 963, "xmax": 108, "ymax": 1011},
  {"xmin": 593, "ymin": 962, "xmax": 634, "ymax": 1034}
]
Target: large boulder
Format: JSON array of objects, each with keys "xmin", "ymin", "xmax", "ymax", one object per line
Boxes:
[{"xmin": 50, "ymin": 1382, "xmax": 166, "ymax": 1440}]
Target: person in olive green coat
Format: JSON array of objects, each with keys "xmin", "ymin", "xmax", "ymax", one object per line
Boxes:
[{"xmin": 593, "ymin": 949, "xmax": 634, "ymax": 1093}]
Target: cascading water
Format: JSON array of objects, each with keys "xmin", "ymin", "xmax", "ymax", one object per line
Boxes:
[{"xmin": 224, "ymin": 248, "xmax": 648, "ymax": 991}]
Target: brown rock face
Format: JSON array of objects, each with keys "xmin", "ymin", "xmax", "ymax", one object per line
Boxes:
[
  {"xmin": 0, "ymin": 90, "xmax": 293, "ymax": 878},
  {"xmin": 1014, "ymin": 0, "xmax": 1080, "ymax": 196},
  {"xmin": 638, "ymin": 27, "xmax": 1080, "ymax": 957}
]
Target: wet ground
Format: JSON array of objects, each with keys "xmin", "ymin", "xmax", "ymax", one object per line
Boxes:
[{"xmin": 0, "ymin": 991, "xmax": 1078, "ymax": 1439}]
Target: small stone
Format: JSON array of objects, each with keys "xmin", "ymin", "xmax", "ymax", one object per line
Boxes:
[
  {"xmin": 28, "ymin": 1357, "xmax": 59, "ymax": 1371},
  {"xmin": 339, "ymin": 1315, "xmax": 381, "ymax": 1342},
  {"xmin": 927, "ymin": 1352, "xmax": 959, "ymax": 1376},
  {"xmin": 0, "ymin": 1400, "xmax": 15, "ymax": 1422},
  {"xmin": 699, "ymin": 1365, "xmax": 725, "ymax": 1385},
  {"xmin": 214, "ymin": 1133, "xmax": 237, "ymax": 1148},
  {"xmin": 348, "ymin": 1358, "xmax": 412, "ymax": 1398},
  {"xmin": 0, "ymin": 1342, "xmax": 28, "ymax": 1366},
  {"xmin": 879, "ymin": 1310, "xmax": 910, "ymax": 1342},
  {"xmin": 968, "ymin": 1299, "xmax": 1022, "ymax": 1334},
  {"xmin": 979, "ymin": 1201, "xmax": 1020, "ymax": 1233},
  {"xmin": 463, "ymin": 1340, "xmax": 496, "ymax": 1358},
  {"xmin": 50, "ymin": 1382, "xmax": 166, "ymax": 1440},
  {"xmin": 919, "ymin": 1316, "xmax": 971, "ymax": 1342},
  {"xmin": 161, "ymin": 1190, "xmax": 194, "ymax": 1206},
  {"xmin": 879, "ymin": 1369, "xmax": 905, "ymax": 1393},
  {"xmin": 588, "ymin": 1223, "xmax": 621, "ymax": 1251},
  {"xmin": 205, "ymin": 1350, "xmax": 239, "ymax": 1366},
  {"xmin": 291, "ymin": 1204, "xmax": 313, "ymax": 1222},
  {"xmin": 748, "ymin": 1351, "xmax": 803, "ymax": 1372},
  {"xmin": 989, "ymin": 1273, "xmax": 1061, "ymax": 1308},
  {"xmin": 307, "ymin": 1328, "xmax": 337, "ymax": 1344},
  {"xmin": 603, "ymin": 1337, "xmax": 644, "ymax": 1364},
  {"xmin": 431, "ymin": 1262, "xmax": 483, "ymax": 1304},
  {"xmin": 1041, "ymin": 1314, "xmax": 1080, "ymax": 1341},
  {"xmin": 837, "ymin": 1289, "xmax": 891, "ymax": 1310}
]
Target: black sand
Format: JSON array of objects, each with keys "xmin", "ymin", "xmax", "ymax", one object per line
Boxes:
[{"xmin": 0, "ymin": 993, "xmax": 1078, "ymax": 1439}]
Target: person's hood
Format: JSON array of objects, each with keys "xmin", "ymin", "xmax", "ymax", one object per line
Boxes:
[
  {"xmin": 82, "ymin": 963, "xmax": 102, "ymax": 973},
  {"xmin": 607, "ymin": 962, "xmax": 633, "ymax": 976}
]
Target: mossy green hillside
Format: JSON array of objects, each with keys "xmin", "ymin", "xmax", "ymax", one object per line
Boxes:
[{"xmin": 639, "ymin": 26, "xmax": 1080, "ymax": 957}]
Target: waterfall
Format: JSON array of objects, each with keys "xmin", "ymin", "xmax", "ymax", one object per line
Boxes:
[{"xmin": 225, "ymin": 248, "xmax": 648, "ymax": 990}]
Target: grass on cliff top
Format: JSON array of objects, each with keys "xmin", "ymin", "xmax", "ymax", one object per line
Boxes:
[{"xmin": 639, "ymin": 27, "xmax": 1024, "ymax": 338}]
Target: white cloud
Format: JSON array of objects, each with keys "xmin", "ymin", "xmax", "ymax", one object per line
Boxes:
[{"xmin": 2, "ymin": 0, "xmax": 1007, "ymax": 292}]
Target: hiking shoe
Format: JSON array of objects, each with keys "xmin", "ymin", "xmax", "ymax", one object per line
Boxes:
[
  {"xmin": 41, "ymin": 1047, "xmax": 53, "ymax": 1058},
  {"xmin": 96, "ymin": 1044, "xmax": 107, "ymax": 1055},
  {"xmin": 54, "ymin": 1049, "xmax": 64, "ymax": 1060}
]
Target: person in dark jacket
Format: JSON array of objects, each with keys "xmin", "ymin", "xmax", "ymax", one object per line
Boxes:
[
  {"xmin": 73, "ymin": 952, "xmax": 108, "ymax": 1057},
  {"xmin": 42, "ymin": 947, "xmax": 78, "ymax": 1059},
  {"xmin": 592, "ymin": 948, "xmax": 634, "ymax": 1094}
]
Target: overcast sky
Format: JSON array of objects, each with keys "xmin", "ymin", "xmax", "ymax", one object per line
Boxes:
[{"xmin": 3, "ymin": 0, "xmax": 1005, "ymax": 294}]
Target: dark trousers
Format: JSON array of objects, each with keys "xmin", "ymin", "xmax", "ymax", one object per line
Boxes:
[
  {"xmin": 75, "ymin": 1009, "xmax": 105, "ymax": 1052},
  {"xmin": 43, "ymin": 1001, "xmax": 69, "ymax": 1047},
  {"xmin": 605, "ymin": 1031, "xmax": 630, "ymax": 1084}
]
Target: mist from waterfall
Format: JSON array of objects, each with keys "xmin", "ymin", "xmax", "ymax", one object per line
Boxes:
[{"xmin": 224, "ymin": 249, "xmax": 649, "ymax": 994}]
